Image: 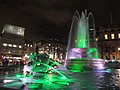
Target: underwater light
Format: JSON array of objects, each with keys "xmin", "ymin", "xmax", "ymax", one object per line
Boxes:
[
  {"xmin": 37, "ymin": 63, "xmax": 41, "ymax": 66},
  {"xmin": 16, "ymin": 74, "xmax": 23, "ymax": 78},
  {"xmin": 3, "ymin": 80, "xmax": 15, "ymax": 83}
]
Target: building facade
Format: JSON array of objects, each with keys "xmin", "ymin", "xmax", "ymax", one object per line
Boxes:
[
  {"xmin": 0, "ymin": 24, "xmax": 35, "ymax": 61},
  {"xmin": 37, "ymin": 39, "xmax": 66, "ymax": 61},
  {"xmin": 96, "ymin": 27, "xmax": 120, "ymax": 60},
  {"xmin": 0, "ymin": 37, "xmax": 35, "ymax": 61},
  {"xmin": 36, "ymin": 27, "xmax": 120, "ymax": 61}
]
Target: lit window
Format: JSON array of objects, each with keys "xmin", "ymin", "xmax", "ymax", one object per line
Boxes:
[
  {"xmin": 8, "ymin": 44, "xmax": 12, "ymax": 47},
  {"xmin": 3, "ymin": 43, "xmax": 7, "ymax": 46},
  {"xmin": 118, "ymin": 48, "xmax": 120, "ymax": 51},
  {"xmin": 111, "ymin": 34, "xmax": 115, "ymax": 39},
  {"xmin": 19, "ymin": 45, "xmax": 22, "ymax": 48},
  {"xmin": 13, "ymin": 45, "xmax": 17, "ymax": 47},
  {"xmin": 8, "ymin": 51, "xmax": 11, "ymax": 53},
  {"xmin": 96, "ymin": 38, "xmax": 98, "ymax": 41},
  {"xmin": 90, "ymin": 28, "xmax": 93, "ymax": 30},
  {"xmin": 104, "ymin": 34, "xmax": 108, "ymax": 39},
  {"xmin": 27, "ymin": 44, "xmax": 29, "ymax": 47},
  {"xmin": 30, "ymin": 45, "xmax": 32, "ymax": 47},
  {"xmin": 118, "ymin": 33, "xmax": 120, "ymax": 39}
]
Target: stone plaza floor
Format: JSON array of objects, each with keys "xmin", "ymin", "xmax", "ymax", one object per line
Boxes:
[{"xmin": 0, "ymin": 65, "xmax": 120, "ymax": 90}]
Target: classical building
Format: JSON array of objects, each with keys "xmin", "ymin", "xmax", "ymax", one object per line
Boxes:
[{"xmin": 95, "ymin": 27, "xmax": 120, "ymax": 60}]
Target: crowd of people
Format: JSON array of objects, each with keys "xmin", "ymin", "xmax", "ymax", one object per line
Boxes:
[{"xmin": 0, "ymin": 58, "xmax": 24, "ymax": 67}]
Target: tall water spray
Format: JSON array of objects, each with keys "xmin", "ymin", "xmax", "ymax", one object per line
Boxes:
[
  {"xmin": 66, "ymin": 10, "xmax": 98, "ymax": 60},
  {"xmin": 64, "ymin": 10, "xmax": 99, "ymax": 72}
]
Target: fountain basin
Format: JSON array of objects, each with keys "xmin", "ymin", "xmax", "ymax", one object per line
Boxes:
[{"xmin": 66, "ymin": 58, "xmax": 93, "ymax": 72}]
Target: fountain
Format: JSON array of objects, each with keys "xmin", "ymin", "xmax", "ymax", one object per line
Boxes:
[
  {"xmin": 0, "ymin": 52, "xmax": 73, "ymax": 90},
  {"xmin": 65, "ymin": 10, "xmax": 104, "ymax": 72}
]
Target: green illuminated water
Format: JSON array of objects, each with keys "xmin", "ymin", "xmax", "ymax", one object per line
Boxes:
[
  {"xmin": 40, "ymin": 62, "xmax": 67, "ymax": 79},
  {"xmin": 66, "ymin": 10, "xmax": 98, "ymax": 59},
  {"xmin": 88, "ymin": 48, "xmax": 99, "ymax": 59},
  {"xmin": 76, "ymin": 12, "xmax": 88, "ymax": 48},
  {"xmin": 65, "ymin": 10, "xmax": 100, "ymax": 72}
]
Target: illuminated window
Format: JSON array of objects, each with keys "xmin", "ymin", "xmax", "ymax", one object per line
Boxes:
[
  {"xmin": 13, "ymin": 45, "xmax": 17, "ymax": 47},
  {"xmin": 8, "ymin": 51, "xmax": 11, "ymax": 53},
  {"xmin": 55, "ymin": 47, "xmax": 57, "ymax": 49},
  {"xmin": 111, "ymin": 34, "xmax": 115, "ymax": 39},
  {"xmin": 8, "ymin": 44, "xmax": 12, "ymax": 47},
  {"xmin": 90, "ymin": 28, "xmax": 93, "ymax": 30},
  {"xmin": 3, "ymin": 43, "xmax": 7, "ymax": 46},
  {"xmin": 118, "ymin": 33, "xmax": 120, "ymax": 39},
  {"xmin": 30, "ymin": 45, "xmax": 32, "ymax": 47},
  {"xmin": 19, "ymin": 45, "xmax": 22, "ymax": 48},
  {"xmin": 118, "ymin": 48, "xmax": 120, "ymax": 51},
  {"xmin": 96, "ymin": 38, "xmax": 98, "ymax": 41},
  {"xmin": 104, "ymin": 34, "xmax": 108, "ymax": 39}
]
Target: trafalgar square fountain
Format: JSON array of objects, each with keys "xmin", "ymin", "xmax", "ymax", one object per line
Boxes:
[
  {"xmin": 64, "ymin": 10, "xmax": 105, "ymax": 72},
  {"xmin": 0, "ymin": 10, "xmax": 108, "ymax": 90}
]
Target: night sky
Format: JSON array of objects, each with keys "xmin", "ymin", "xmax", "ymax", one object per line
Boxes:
[{"xmin": 0, "ymin": 0, "xmax": 120, "ymax": 42}]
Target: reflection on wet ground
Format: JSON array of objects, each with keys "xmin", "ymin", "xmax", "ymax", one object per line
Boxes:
[{"xmin": 0, "ymin": 67, "xmax": 120, "ymax": 90}]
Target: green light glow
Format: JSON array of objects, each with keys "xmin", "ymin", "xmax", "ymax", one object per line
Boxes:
[
  {"xmin": 67, "ymin": 59, "xmax": 85, "ymax": 72},
  {"xmin": 76, "ymin": 18, "xmax": 88, "ymax": 48},
  {"xmin": 61, "ymin": 76, "xmax": 67, "ymax": 79},
  {"xmin": 88, "ymin": 48, "xmax": 99, "ymax": 59},
  {"xmin": 1, "ymin": 52, "xmax": 74, "ymax": 90},
  {"xmin": 16, "ymin": 74, "xmax": 23, "ymax": 78},
  {"xmin": 67, "ymin": 10, "xmax": 99, "ymax": 60},
  {"xmin": 40, "ymin": 62, "xmax": 67, "ymax": 79},
  {"xmin": 5, "ymin": 52, "xmax": 76, "ymax": 90}
]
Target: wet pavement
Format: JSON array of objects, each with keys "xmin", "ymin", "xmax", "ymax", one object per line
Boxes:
[{"xmin": 0, "ymin": 65, "xmax": 120, "ymax": 90}]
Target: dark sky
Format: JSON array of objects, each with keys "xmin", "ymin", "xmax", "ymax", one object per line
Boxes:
[{"xmin": 0, "ymin": 0, "xmax": 120, "ymax": 42}]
